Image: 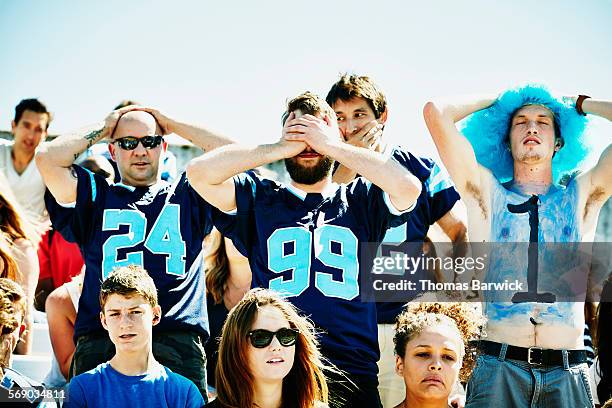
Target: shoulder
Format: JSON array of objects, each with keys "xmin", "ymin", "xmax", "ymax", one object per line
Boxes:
[
  {"xmin": 344, "ymin": 176, "xmax": 372, "ymax": 195},
  {"xmin": 390, "ymin": 146, "xmax": 436, "ymax": 173},
  {"xmin": 162, "ymin": 366, "xmax": 196, "ymax": 388},
  {"xmin": 45, "ymin": 285, "xmax": 73, "ymax": 313},
  {"xmin": 74, "ymin": 362, "xmax": 109, "ymax": 381},
  {"xmin": 237, "ymin": 171, "xmax": 283, "ymax": 197}
]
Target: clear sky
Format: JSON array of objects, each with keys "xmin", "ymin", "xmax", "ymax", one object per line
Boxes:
[{"xmin": 1, "ymin": 0, "xmax": 610, "ymax": 163}]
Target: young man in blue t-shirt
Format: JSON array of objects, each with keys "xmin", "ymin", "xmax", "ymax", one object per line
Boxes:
[{"xmin": 65, "ymin": 265, "xmax": 203, "ymax": 408}]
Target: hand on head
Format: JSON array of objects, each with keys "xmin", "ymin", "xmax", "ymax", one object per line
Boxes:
[
  {"xmin": 279, "ymin": 111, "xmax": 308, "ymax": 157},
  {"xmin": 282, "ymin": 112, "xmax": 341, "ymax": 154},
  {"xmin": 104, "ymin": 105, "xmax": 169, "ymax": 141}
]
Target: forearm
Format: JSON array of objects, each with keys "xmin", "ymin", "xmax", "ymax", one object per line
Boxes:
[
  {"xmin": 325, "ymin": 142, "xmax": 421, "ymax": 205},
  {"xmin": 37, "ymin": 123, "xmax": 107, "ymax": 167},
  {"xmin": 582, "ymin": 98, "xmax": 612, "ymax": 121},
  {"xmin": 332, "ymin": 163, "xmax": 358, "ymax": 184},
  {"xmin": 168, "ymin": 120, "xmax": 235, "ymax": 152},
  {"xmin": 188, "ymin": 143, "xmax": 288, "ymax": 185},
  {"xmin": 429, "ymin": 95, "xmax": 496, "ymax": 123}
]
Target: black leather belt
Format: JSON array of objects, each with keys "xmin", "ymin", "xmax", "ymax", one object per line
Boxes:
[{"xmin": 478, "ymin": 340, "xmax": 587, "ymax": 366}]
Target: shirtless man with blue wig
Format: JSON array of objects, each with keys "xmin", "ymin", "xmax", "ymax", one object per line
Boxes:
[{"xmin": 423, "ymin": 86, "xmax": 611, "ymax": 407}]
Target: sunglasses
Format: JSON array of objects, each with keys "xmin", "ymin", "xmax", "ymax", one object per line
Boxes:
[
  {"xmin": 113, "ymin": 135, "xmax": 164, "ymax": 151},
  {"xmin": 247, "ymin": 328, "xmax": 299, "ymax": 348}
]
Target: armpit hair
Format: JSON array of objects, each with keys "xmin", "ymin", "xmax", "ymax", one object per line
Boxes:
[
  {"xmin": 584, "ymin": 186, "xmax": 606, "ymax": 220},
  {"xmin": 466, "ymin": 181, "xmax": 488, "ymax": 220}
]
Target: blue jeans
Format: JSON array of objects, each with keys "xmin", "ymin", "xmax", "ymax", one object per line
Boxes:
[{"xmin": 465, "ymin": 349, "xmax": 594, "ymax": 408}]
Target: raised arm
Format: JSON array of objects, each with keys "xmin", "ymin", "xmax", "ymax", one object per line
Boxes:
[
  {"xmin": 332, "ymin": 120, "xmax": 383, "ymax": 184},
  {"xmin": 186, "ymin": 119, "xmax": 306, "ymax": 212},
  {"xmin": 35, "ymin": 107, "xmax": 132, "ymax": 203},
  {"xmin": 422, "ymin": 96, "xmax": 496, "ymax": 197},
  {"xmin": 286, "ymin": 114, "xmax": 421, "ymax": 211},
  {"xmin": 130, "ymin": 107, "xmax": 235, "ymax": 152},
  {"xmin": 580, "ymin": 98, "xmax": 612, "ymax": 199}
]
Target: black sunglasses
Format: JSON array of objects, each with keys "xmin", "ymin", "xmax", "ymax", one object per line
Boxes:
[
  {"xmin": 247, "ymin": 328, "xmax": 299, "ymax": 348},
  {"xmin": 113, "ymin": 135, "xmax": 164, "ymax": 151}
]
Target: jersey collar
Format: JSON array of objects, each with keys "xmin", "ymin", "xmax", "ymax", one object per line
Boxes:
[{"xmin": 286, "ymin": 182, "xmax": 339, "ymax": 201}]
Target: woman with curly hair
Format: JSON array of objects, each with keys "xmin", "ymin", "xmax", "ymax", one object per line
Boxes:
[
  {"xmin": 209, "ymin": 288, "xmax": 329, "ymax": 408},
  {"xmin": 393, "ymin": 300, "xmax": 485, "ymax": 408}
]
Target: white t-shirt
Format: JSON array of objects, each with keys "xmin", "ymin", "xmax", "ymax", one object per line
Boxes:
[{"xmin": 0, "ymin": 139, "xmax": 48, "ymax": 222}]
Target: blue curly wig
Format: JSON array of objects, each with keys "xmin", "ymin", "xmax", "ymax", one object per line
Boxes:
[{"xmin": 461, "ymin": 84, "xmax": 590, "ymax": 183}]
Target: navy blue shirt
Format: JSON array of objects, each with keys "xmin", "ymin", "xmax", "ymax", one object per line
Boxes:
[
  {"xmin": 45, "ymin": 166, "xmax": 213, "ymax": 340},
  {"xmin": 376, "ymin": 146, "xmax": 460, "ymax": 323},
  {"xmin": 204, "ymin": 296, "xmax": 228, "ymax": 388},
  {"xmin": 213, "ymin": 172, "xmax": 413, "ymax": 379}
]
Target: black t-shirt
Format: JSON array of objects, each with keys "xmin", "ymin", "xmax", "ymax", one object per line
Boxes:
[
  {"xmin": 205, "ymin": 398, "xmax": 221, "ymax": 407},
  {"xmin": 205, "ymin": 295, "xmax": 229, "ymax": 388}
]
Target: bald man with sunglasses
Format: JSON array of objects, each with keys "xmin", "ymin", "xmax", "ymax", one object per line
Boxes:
[{"xmin": 35, "ymin": 106, "xmax": 234, "ymax": 400}]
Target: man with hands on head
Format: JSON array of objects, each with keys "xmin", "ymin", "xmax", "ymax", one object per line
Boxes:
[
  {"xmin": 35, "ymin": 104, "xmax": 234, "ymax": 400},
  {"xmin": 186, "ymin": 91, "xmax": 421, "ymax": 408},
  {"xmin": 423, "ymin": 86, "xmax": 612, "ymax": 407}
]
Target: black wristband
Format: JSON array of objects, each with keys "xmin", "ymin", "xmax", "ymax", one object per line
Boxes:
[{"xmin": 576, "ymin": 95, "xmax": 591, "ymax": 116}]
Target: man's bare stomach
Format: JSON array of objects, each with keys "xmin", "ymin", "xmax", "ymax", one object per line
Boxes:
[{"xmin": 482, "ymin": 302, "xmax": 585, "ymax": 349}]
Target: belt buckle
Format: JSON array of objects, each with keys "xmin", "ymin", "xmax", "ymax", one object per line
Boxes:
[{"xmin": 528, "ymin": 347, "xmax": 543, "ymax": 366}]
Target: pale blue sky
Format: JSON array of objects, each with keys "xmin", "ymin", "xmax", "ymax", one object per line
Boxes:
[{"xmin": 1, "ymin": 0, "xmax": 610, "ymax": 162}]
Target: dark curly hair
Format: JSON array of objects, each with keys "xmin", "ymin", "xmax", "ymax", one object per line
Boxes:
[{"xmin": 394, "ymin": 298, "xmax": 485, "ymax": 382}]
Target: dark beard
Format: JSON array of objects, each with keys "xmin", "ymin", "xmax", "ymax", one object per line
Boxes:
[{"xmin": 284, "ymin": 156, "xmax": 334, "ymax": 185}]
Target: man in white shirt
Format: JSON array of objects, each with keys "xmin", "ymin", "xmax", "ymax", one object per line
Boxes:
[{"xmin": 0, "ymin": 98, "xmax": 52, "ymax": 223}]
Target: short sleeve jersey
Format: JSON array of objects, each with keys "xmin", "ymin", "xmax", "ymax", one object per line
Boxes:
[
  {"xmin": 213, "ymin": 172, "xmax": 413, "ymax": 378},
  {"xmin": 45, "ymin": 166, "xmax": 212, "ymax": 339},
  {"xmin": 377, "ymin": 146, "xmax": 460, "ymax": 322}
]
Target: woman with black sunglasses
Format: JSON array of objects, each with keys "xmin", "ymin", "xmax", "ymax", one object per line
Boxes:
[{"xmin": 208, "ymin": 288, "xmax": 329, "ymax": 408}]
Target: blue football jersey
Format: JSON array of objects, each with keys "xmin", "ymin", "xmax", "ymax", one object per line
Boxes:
[
  {"xmin": 377, "ymin": 146, "xmax": 460, "ymax": 323},
  {"xmin": 213, "ymin": 172, "xmax": 413, "ymax": 378},
  {"xmin": 45, "ymin": 165, "xmax": 213, "ymax": 340}
]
